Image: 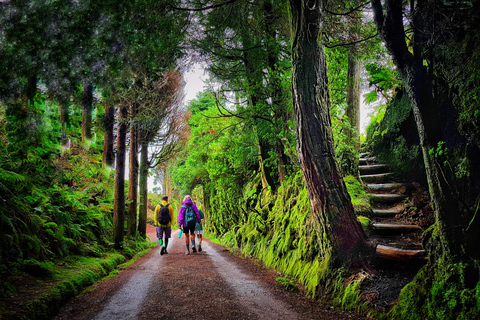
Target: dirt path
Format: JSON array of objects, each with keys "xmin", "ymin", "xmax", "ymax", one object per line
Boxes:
[{"xmin": 53, "ymin": 226, "xmax": 366, "ymax": 320}]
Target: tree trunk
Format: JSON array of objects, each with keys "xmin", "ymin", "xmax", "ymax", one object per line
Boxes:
[
  {"xmin": 344, "ymin": 44, "xmax": 361, "ymax": 176},
  {"xmin": 26, "ymin": 76, "xmax": 37, "ymax": 105},
  {"xmin": 113, "ymin": 104, "xmax": 127, "ymax": 249},
  {"xmin": 102, "ymin": 100, "xmax": 115, "ymax": 168},
  {"xmin": 138, "ymin": 142, "xmax": 148, "ymax": 238},
  {"xmin": 58, "ymin": 99, "xmax": 70, "ymax": 132},
  {"xmin": 163, "ymin": 168, "xmax": 174, "ymax": 198},
  {"xmin": 264, "ymin": 0, "xmax": 291, "ymax": 183},
  {"xmin": 127, "ymin": 104, "xmax": 139, "ymax": 238},
  {"xmin": 82, "ymin": 82, "xmax": 93, "ymax": 143},
  {"xmin": 289, "ymin": 0, "xmax": 371, "ymax": 267}
]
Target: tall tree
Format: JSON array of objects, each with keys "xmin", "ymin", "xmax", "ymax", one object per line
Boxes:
[
  {"xmin": 102, "ymin": 97, "xmax": 115, "ymax": 168},
  {"xmin": 289, "ymin": 0, "xmax": 371, "ymax": 267},
  {"xmin": 113, "ymin": 104, "xmax": 128, "ymax": 248},
  {"xmin": 127, "ymin": 100, "xmax": 139, "ymax": 237},
  {"xmin": 192, "ymin": 0, "xmax": 295, "ymax": 189},
  {"xmin": 82, "ymin": 82, "xmax": 94, "ymax": 144},
  {"xmin": 134, "ymin": 71, "xmax": 185, "ymax": 237}
]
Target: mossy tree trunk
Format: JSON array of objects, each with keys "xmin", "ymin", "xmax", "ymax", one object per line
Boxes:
[
  {"xmin": 113, "ymin": 105, "xmax": 127, "ymax": 249},
  {"xmin": 344, "ymin": 42, "xmax": 361, "ymax": 176},
  {"xmin": 289, "ymin": 0, "xmax": 371, "ymax": 267},
  {"xmin": 102, "ymin": 100, "xmax": 115, "ymax": 168},
  {"xmin": 127, "ymin": 102, "xmax": 139, "ymax": 238},
  {"xmin": 138, "ymin": 142, "xmax": 148, "ymax": 238},
  {"xmin": 81, "ymin": 82, "xmax": 93, "ymax": 144}
]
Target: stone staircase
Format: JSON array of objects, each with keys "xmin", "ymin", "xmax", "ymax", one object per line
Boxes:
[{"xmin": 359, "ymin": 153, "xmax": 427, "ymax": 262}]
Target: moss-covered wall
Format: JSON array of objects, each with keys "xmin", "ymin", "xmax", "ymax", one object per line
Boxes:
[{"xmin": 209, "ymin": 171, "xmax": 370, "ymax": 306}]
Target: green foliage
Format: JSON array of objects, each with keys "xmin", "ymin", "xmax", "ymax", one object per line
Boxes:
[
  {"xmin": 276, "ymin": 276, "xmax": 298, "ymax": 291},
  {"xmin": 364, "ymin": 62, "xmax": 399, "ymax": 104},
  {"xmin": 365, "ymin": 89, "xmax": 424, "ymax": 182}
]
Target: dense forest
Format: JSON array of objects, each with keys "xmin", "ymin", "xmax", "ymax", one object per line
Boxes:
[{"xmin": 1, "ymin": 0, "xmax": 479, "ymax": 319}]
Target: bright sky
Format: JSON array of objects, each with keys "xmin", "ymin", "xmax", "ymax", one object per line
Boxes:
[{"xmin": 182, "ymin": 64, "xmax": 209, "ymax": 105}]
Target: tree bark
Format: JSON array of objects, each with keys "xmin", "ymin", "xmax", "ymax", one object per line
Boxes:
[
  {"xmin": 289, "ymin": 0, "xmax": 371, "ymax": 267},
  {"xmin": 138, "ymin": 142, "xmax": 148, "ymax": 238},
  {"xmin": 82, "ymin": 82, "xmax": 93, "ymax": 143},
  {"xmin": 102, "ymin": 100, "xmax": 115, "ymax": 168},
  {"xmin": 127, "ymin": 103, "xmax": 139, "ymax": 238},
  {"xmin": 113, "ymin": 104, "xmax": 127, "ymax": 249}
]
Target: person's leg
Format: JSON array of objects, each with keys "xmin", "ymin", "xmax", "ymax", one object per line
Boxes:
[
  {"xmin": 191, "ymin": 232, "xmax": 196, "ymax": 252},
  {"xmin": 184, "ymin": 226, "xmax": 190, "ymax": 254},
  {"xmin": 159, "ymin": 227, "xmax": 167, "ymax": 255},
  {"xmin": 164, "ymin": 227, "xmax": 171, "ymax": 254},
  {"xmin": 198, "ymin": 233, "xmax": 202, "ymax": 252},
  {"xmin": 156, "ymin": 226, "xmax": 162, "ymax": 246}
]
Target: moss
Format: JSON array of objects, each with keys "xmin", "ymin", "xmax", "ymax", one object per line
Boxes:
[
  {"xmin": 344, "ymin": 175, "xmax": 372, "ymax": 215},
  {"xmin": 0, "ymin": 252, "xmax": 130, "ymax": 320},
  {"xmin": 390, "ymin": 257, "xmax": 480, "ymax": 320}
]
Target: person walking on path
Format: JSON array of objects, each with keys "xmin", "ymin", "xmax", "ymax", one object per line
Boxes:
[
  {"xmin": 154, "ymin": 195, "xmax": 174, "ymax": 255},
  {"xmin": 178, "ymin": 195, "xmax": 202, "ymax": 255},
  {"xmin": 195, "ymin": 205, "xmax": 205, "ymax": 252}
]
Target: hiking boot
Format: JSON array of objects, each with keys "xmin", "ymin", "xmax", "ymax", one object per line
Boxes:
[
  {"xmin": 192, "ymin": 246, "xmax": 197, "ymax": 253},
  {"xmin": 160, "ymin": 246, "xmax": 165, "ymax": 255},
  {"xmin": 198, "ymin": 244, "xmax": 202, "ymax": 252},
  {"xmin": 164, "ymin": 250, "xmax": 168, "ymax": 254},
  {"xmin": 185, "ymin": 250, "xmax": 190, "ymax": 255}
]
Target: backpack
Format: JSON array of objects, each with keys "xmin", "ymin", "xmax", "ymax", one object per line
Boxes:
[
  {"xmin": 184, "ymin": 205, "xmax": 196, "ymax": 224},
  {"xmin": 157, "ymin": 204, "xmax": 171, "ymax": 226}
]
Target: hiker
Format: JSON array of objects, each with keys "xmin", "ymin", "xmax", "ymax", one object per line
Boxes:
[
  {"xmin": 154, "ymin": 195, "xmax": 174, "ymax": 255},
  {"xmin": 178, "ymin": 195, "xmax": 202, "ymax": 255},
  {"xmin": 194, "ymin": 205, "xmax": 205, "ymax": 252}
]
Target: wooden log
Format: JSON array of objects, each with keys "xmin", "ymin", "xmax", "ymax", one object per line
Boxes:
[
  {"xmin": 366, "ymin": 183, "xmax": 404, "ymax": 191},
  {"xmin": 371, "ymin": 223, "xmax": 422, "ymax": 233},
  {"xmin": 360, "ymin": 172, "xmax": 394, "ymax": 183},
  {"xmin": 371, "ymin": 208, "xmax": 403, "ymax": 217},
  {"xmin": 359, "ymin": 164, "xmax": 389, "ymax": 175},
  {"xmin": 376, "ymin": 244, "xmax": 426, "ymax": 261},
  {"xmin": 359, "ymin": 157, "xmax": 376, "ymax": 165},
  {"xmin": 368, "ymin": 193, "xmax": 407, "ymax": 204}
]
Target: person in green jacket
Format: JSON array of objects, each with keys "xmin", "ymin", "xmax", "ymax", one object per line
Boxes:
[
  {"xmin": 194, "ymin": 204, "xmax": 205, "ymax": 252},
  {"xmin": 154, "ymin": 195, "xmax": 174, "ymax": 255}
]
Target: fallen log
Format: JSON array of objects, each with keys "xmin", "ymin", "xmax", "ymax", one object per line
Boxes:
[{"xmin": 376, "ymin": 244, "xmax": 426, "ymax": 261}]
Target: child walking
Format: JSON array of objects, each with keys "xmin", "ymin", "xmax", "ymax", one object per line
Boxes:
[{"xmin": 195, "ymin": 206, "xmax": 205, "ymax": 252}]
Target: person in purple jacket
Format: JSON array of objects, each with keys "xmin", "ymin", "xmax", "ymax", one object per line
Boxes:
[{"xmin": 178, "ymin": 195, "xmax": 202, "ymax": 255}]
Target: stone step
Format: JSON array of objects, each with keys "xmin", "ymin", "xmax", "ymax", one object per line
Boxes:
[
  {"xmin": 369, "ymin": 193, "xmax": 407, "ymax": 204},
  {"xmin": 359, "ymin": 157, "xmax": 376, "ymax": 165},
  {"xmin": 370, "ymin": 223, "xmax": 422, "ymax": 234},
  {"xmin": 361, "ymin": 172, "xmax": 394, "ymax": 183},
  {"xmin": 375, "ymin": 244, "xmax": 427, "ymax": 261},
  {"xmin": 371, "ymin": 207, "xmax": 403, "ymax": 217},
  {"xmin": 366, "ymin": 183, "xmax": 405, "ymax": 192},
  {"xmin": 359, "ymin": 164, "xmax": 389, "ymax": 175}
]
